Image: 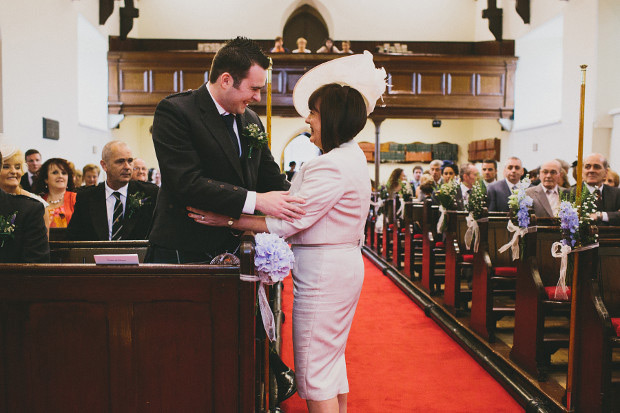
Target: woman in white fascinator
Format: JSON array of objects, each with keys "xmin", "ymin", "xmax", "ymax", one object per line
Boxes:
[{"xmin": 189, "ymin": 52, "xmax": 386, "ymax": 412}]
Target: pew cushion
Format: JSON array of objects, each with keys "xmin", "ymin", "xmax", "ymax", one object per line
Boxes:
[
  {"xmin": 494, "ymin": 267, "xmax": 517, "ymax": 276},
  {"xmin": 462, "ymin": 254, "xmax": 474, "ymax": 263},
  {"xmin": 435, "ymin": 241, "xmax": 445, "ymax": 248},
  {"xmin": 413, "ymin": 234, "xmax": 423, "ymax": 239},
  {"xmin": 544, "ymin": 286, "xmax": 572, "ymax": 301},
  {"xmin": 612, "ymin": 318, "xmax": 620, "ymax": 337}
]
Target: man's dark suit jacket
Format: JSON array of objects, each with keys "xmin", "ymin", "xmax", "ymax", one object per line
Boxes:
[
  {"xmin": 0, "ymin": 189, "xmax": 49, "ymax": 263},
  {"xmin": 149, "ymin": 84, "xmax": 289, "ymax": 254},
  {"xmin": 20, "ymin": 174, "xmax": 33, "ymax": 192},
  {"xmin": 487, "ymin": 179, "xmax": 515, "ymax": 212},
  {"xmin": 570, "ymin": 184, "xmax": 620, "ymax": 225},
  {"xmin": 67, "ymin": 180, "xmax": 159, "ymax": 241}
]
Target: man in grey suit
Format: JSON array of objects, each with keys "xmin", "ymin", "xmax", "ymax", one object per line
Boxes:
[
  {"xmin": 487, "ymin": 156, "xmax": 524, "ymax": 212},
  {"xmin": 581, "ymin": 153, "xmax": 620, "ymax": 225},
  {"xmin": 526, "ymin": 159, "xmax": 567, "ymax": 218}
]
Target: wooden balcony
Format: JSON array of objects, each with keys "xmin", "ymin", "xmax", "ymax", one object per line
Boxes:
[{"xmin": 108, "ymin": 51, "xmax": 517, "ymax": 120}]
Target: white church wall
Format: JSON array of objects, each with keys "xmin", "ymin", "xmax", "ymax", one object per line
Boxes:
[{"xmin": 0, "ymin": 0, "xmax": 120, "ymax": 170}]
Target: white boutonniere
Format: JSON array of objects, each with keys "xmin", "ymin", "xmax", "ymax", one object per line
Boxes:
[{"xmin": 242, "ymin": 123, "xmax": 269, "ymax": 159}]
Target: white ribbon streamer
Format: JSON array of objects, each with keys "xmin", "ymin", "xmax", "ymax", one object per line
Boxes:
[
  {"xmin": 437, "ymin": 205, "xmax": 447, "ymax": 234},
  {"xmin": 550, "ymin": 242, "xmax": 571, "ymax": 301},
  {"xmin": 464, "ymin": 213, "xmax": 480, "ymax": 253},
  {"xmin": 240, "ymin": 274, "xmax": 277, "ymax": 342},
  {"xmin": 498, "ymin": 220, "xmax": 528, "ymax": 261},
  {"xmin": 396, "ymin": 196, "xmax": 405, "ymax": 219}
]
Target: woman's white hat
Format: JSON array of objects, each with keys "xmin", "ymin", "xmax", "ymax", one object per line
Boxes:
[
  {"xmin": 292, "ymin": 51, "xmax": 387, "ymax": 118},
  {"xmin": 0, "ymin": 143, "xmax": 18, "ymax": 161}
]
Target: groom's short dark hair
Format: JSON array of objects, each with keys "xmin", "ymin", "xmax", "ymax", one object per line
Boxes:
[
  {"xmin": 209, "ymin": 37, "xmax": 269, "ymax": 87},
  {"xmin": 308, "ymin": 83, "xmax": 367, "ymax": 153}
]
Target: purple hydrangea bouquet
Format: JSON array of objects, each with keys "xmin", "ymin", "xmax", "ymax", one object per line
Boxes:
[
  {"xmin": 499, "ymin": 177, "xmax": 533, "ymax": 260},
  {"xmin": 241, "ymin": 233, "xmax": 295, "ymax": 342}
]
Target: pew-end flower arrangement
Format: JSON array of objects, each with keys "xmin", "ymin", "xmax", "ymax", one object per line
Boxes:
[
  {"xmin": 435, "ymin": 179, "xmax": 458, "ymax": 233},
  {"xmin": 399, "ymin": 180, "xmax": 413, "ymax": 203},
  {"xmin": 499, "ymin": 176, "xmax": 533, "ymax": 260},
  {"xmin": 551, "ymin": 190, "xmax": 598, "ymax": 300},
  {"xmin": 464, "ymin": 179, "xmax": 487, "ymax": 252},
  {"xmin": 241, "ymin": 232, "xmax": 295, "ymax": 341},
  {"xmin": 243, "ymin": 123, "xmax": 269, "ymax": 159},
  {"xmin": 0, "ymin": 211, "xmax": 17, "ymax": 247}
]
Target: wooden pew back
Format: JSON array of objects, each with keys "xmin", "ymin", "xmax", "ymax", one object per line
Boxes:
[
  {"xmin": 50, "ymin": 240, "xmax": 150, "ymax": 263},
  {"xmin": 480, "ymin": 212, "xmax": 512, "ymax": 267},
  {"xmin": 0, "ymin": 238, "xmax": 259, "ymax": 412}
]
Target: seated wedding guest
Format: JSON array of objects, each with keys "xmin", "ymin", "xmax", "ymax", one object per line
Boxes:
[
  {"xmin": 270, "ymin": 36, "xmax": 289, "ymax": 53},
  {"xmin": 441, "ymin": 161, "xmax": 458, "ymax": 183},
  {"xmin": 316, "ymin": 37, "xmax": 340, "ymax": 53},
  {"xmin": 386, "ymin": 168, "xmax": 406, "ymax": 196},
  {"xmin": 410, "ymin": 165, "xmax": 423, "ymax": 193},
  {"xmin": 132, "ymin": 158, "xmax": 149, "ymax": 182},
  {"xmin": 340, "ymin": 40, "xmax": 353, "ymax": 54},
  {"xmin": 582, "ymin": 153, "xmax": 620, "ymax": 225},
  {"xmin": 0, "ymin": 146, "xmax": 50, "ymax": 229},
  {"xmin": 525, "ymin": 159, "xmax": 567, "ymax": 218},
  {"xmin": 68, "ymin": 161, "xmax": 82, "ymax": 188},
  {"xmin": 33, "ymin": 158, "xmax": 77, "ymax": 228},
  {"xmin": 487, "ymin": 156, "xmax": 524, "ymax": 212},
  {"xmin": 457, "ymin": 163, "xmax": 479, "ymax": 209},
  {"xmin": 82, "ymin": 164, "xmax": 100, "ymax": 186},
  {"xmin": 68, "ymin": 141, "xmax": 158, "ymax": 241},
  {"xmin": 429, "ymin": 159, "xmax": 443, "ymax": 188},
  {"xmin": 292, "ymin": 37, "xmax": 311, "ymax": 54},
  {"xmin": 20, "ymin": 148, "xmax": 42, "ymax": 192},
  {"xmin": 417, "ymin": 172, "xmax": 435, "ymax": 200},
  {"xmin": 606, "ymin": 169, "xmax": 619, "ymax": 187},
  {"xmin": 529, "ymin": 167, "xmax": 541, "ymax": 186},
  {"xmin": 0, "ymin": 149, "xmax": 49, "ymax": 263},
  {"xmin": 481, "ymin": 159, "xmax": 497, "ymax": 185},
  {"xmin": 286, "ymin": 161, "xmax": 297, "ymax": 181},
  {"xmin": 558, "ymin": 168, "xmax": 571, "ymax": 189},
  {"xmin": 187, "ymin": 52, "xmax": 386, "ymax": 411}
]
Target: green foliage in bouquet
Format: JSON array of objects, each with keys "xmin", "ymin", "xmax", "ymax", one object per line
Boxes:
[
  {"xmin": 466, "ymin": 179, "xmax": 487, "ymax": 220},
  {"xmin": 435, "ymin": 180, "xmax": 458, "ymax": 210}
]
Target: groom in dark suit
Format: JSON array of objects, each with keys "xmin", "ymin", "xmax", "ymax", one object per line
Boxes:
[
  {"xmin": 68, "ymin": 141, "xmax": 159, "ymax": 241},
  {"xmin": 146, "ymin": 37, "xmax": 305, "ymax": 263},
  {"xmin": 0, "ymin": 150, "xmax": 49, "ymax": 263},
  {"xmin": 487, "ymin": 156, "xmax": 524, "ymax": 212}
]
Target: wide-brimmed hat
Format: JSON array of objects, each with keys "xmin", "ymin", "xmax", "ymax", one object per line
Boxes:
[
  {"xmin": 0, "ymin": 143, "xmax": 18, "ymax": 161},
  {"xmin": 293, "ymin": 51, "xmax": 387, "ymax": 118}
]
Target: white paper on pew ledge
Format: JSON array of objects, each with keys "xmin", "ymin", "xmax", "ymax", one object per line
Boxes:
[{"xmin": 94, "ymin": 254, "xmax": 139, "ymax": 265}]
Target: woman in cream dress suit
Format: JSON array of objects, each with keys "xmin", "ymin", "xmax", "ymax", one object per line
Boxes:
[{"xmin": 189, "ymin": 52, "xmax": 386, "ymax": 412}]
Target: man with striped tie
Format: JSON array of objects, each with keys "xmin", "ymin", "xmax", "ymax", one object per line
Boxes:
[{"xmin": 68, "ymin": 141, "xmax": 159, "ymax": 241}]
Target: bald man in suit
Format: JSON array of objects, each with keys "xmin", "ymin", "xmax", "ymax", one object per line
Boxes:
[{"xmin": 487, "ymin": 157, "xmax": 524, "ymax": 212}]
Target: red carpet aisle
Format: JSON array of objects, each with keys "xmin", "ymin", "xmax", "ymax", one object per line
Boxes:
[{"xmin": 279, "ymin": 257, "xmax": 523, "ymax": 412}]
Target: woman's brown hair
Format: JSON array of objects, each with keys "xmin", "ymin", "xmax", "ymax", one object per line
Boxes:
[
  {"xmin": 308, "ymin": 83, "xmax": 367, "ymax": 153},
  {"xmin": 33, "ymin": 158, "xmax": 75, "ymax": 194}
]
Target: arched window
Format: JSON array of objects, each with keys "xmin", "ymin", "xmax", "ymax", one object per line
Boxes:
[
  {"xmin": 283, "ymin": 5, "xmax": 329, "ymax": 53},
  {"xmin": 281, "ymin": 132, "xmax": 321, "ymax": 175}
]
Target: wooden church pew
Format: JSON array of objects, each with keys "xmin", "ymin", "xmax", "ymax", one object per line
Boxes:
[
  {"xmin": 510, "ymin": 217, "xmax": 569, "ymax": 381},
  {"xmin": 470, "ymin": 210, "xmax": 514, "ymax": 341},
  {"xmin": 443, "ymin": 210, "xmax": 473, "ymax": 313},
  {"xmin": 421, "ymin": 198, "xmax": 445, "ymax": 294},
  {"xmin": 402, "ymin": 202, "xmax": 424, "ymax": 280},
  {"xmin": 382, "ymin": 197, "xmax": 396, "ymax": 262},
  {"xmin": 0, "ymin": 236, "xmax": 261, "ymax": 412},
  {"xmin": 50, "ymin": 240, "xmax": 150, "ymax": 263},
  {"xmin": 572, "ymin": 232, "xmax": 620, "ymax": 412}
]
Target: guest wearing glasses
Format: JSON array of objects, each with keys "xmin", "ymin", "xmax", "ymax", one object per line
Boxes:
[{"xmin": 526, "ymin": 159, "xmax": 567, "ymax": 218}]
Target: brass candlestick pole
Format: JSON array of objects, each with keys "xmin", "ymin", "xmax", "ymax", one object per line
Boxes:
[
  {"xmin": 266, "ymin": 57, "xmax": 273, "ymax": 149},
  {"xmin": 566, "ymin": 64, "xmax": 587, "ymax": 411}
]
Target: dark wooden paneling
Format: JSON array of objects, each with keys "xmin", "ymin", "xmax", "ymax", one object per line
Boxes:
[
  {"xmin": 108, "ymin": 52, "xmax": 517, "ymax": 119},
  {"xmin": 0, "ymin": 263, "xmax": 258, "ymax": 412}
]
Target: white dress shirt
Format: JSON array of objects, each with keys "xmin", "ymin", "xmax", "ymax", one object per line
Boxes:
[
  {"xmin": 206, "ymin": 83, "xmax": 256, "ymax": 214},
  {"xmin": 586, "ymin": 183, "xmax": 609, "ymax": 222},
  {"xmin": 460, "ymin": 183, "xmax": 471, "ymax": 206},
  {"xmin": 544, "ymin": 185, "xmax": 560, "ymax": 215},
  {"xmin": 105, "ymin": 182, "xmax": 128, "ymax": 240}
]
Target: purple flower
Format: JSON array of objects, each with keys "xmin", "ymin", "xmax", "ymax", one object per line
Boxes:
[
  {"xmin": 558, "ymin": 201, "xmax": 579, "ymax": 246},
  {"xmin": 254, "ymin": 233, "xmax": 295, "ymax": 284}
]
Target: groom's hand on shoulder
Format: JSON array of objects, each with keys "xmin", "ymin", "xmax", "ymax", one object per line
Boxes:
[{"xmin": 256, "ymin": 191, "xmax": 306, "ymax": 222}]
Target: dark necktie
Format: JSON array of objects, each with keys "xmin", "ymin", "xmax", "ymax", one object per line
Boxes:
[
  {"xmin": 111, "ymin": 192, "xmax": 124, "ymax": 241},
  {"xmin": 593, "ymin": 188, "xmax": 603, "ymax": 210},
  {"xmin": 222, "ymin": 114, "xmax": 240, "ymax": 157}
]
